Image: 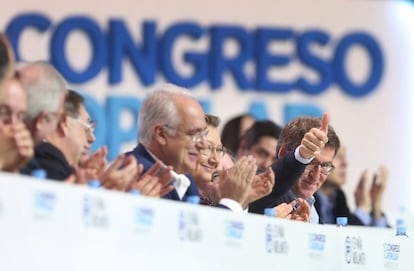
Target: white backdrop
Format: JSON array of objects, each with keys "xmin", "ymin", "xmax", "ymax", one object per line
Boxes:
[{"xmin": 1, "ymin": 0, "xmax": 414, "ymax": 213}]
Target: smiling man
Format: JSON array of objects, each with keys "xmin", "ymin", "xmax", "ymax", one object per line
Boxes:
[
  {"xmin": 267, "ymin": 115, "xmax": 340, "ymax": 224},
  {"xmin": 126, "ymin": 83, "xmax": 208, "ymax": 201}
]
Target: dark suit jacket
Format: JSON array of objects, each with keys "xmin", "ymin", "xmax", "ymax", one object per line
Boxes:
[
  {"xmin": 248, "ymin": 151, "xmax": 307, "ymax": 214},
  {"xmin": 125, "ymin": 143, "xmax": 199, "ymax": 201},
  {"xmin": 314, "ymin": 188, "xmax": 364, "ymax": 226},
  {"xmin": 20, "ymin": 142, "xmax": 73, "ymax": 181}
]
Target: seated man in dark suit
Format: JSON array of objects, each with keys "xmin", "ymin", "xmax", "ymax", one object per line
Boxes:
[
  {"xmin": 126, "ymin": 84, "xmax": 255, "ymax": 210},
  {"xmin": 25, "ymin": 89, "xmax": 96, "ymax": 181},
  {"xmin": 126, "ymin": 84, "xmax": 207, "ymax": 201},
  {"xmin": 315, "ymin": 144, "xmax": 388, "ymax": 227},
  {"xmin": 249, "ymin": 114, "xmax": 340, "ymax": 224}
]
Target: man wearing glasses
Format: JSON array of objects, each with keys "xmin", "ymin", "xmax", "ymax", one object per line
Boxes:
[
  {"xmin": 0, "ymin": 74, "xmax": 34, "ymax": 172},
  {"xmin": 126, "ymin": 84, "xmax": 208, "ymax": 201},
  {"xmin": 22, "ymin": 89, "xmax": 96, "ymax": 181},
  {"xmin": 249, "ymin": 114, "xmax": 340, "ymax": 224}
]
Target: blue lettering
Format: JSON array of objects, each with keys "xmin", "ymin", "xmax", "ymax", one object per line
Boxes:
[
  {"xmin": 51, "ymin": 16, "xmax": 107, "ymax": 83},
  {"xmin": 210, "ymin": 25, "xmax": 252, "ymax": 90},
  {"xmin": 160, "ymin": 22, "xmax": 207, "ymax": 87},
  {"xmin": 6, "ymin": 13, "xmax": 51, "ymax": 61},
  {"xmin": 106, "ymin": 97, "xmax": 141, "ymax": 160},
  {"xmin": 334, "ymin": 32, "xmax": 383, "ymax": 97},
  {"xmin": 255, "ymin": 28, "xmax": 295, "ymax": 92},
  {"xmin": 5, "ymin": 14, "xmax": 384, "ymax": 96},
  {"xmin": 296, "ymin": 30, "xmax": 332, "ymax": 94},
  {"xmin": 108, "ymin": 20, "xmax": 157, "ymax": 86}
]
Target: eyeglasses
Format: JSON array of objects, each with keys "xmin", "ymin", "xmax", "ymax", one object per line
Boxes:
[
  {"xmin": 0, "ymin": 104, "xmax": 26, "ymax": 123},
  {"xmin": 200, "ymin": 143, "xmax": 226, "ymax": 159},
  {"xmin": 163, "ymin": 125, "xmax": 209, "ymax": 143},
  {"xmin": 306, "ymin": 159, "xmax": 335, "ymax": 175},
  {"xmin": 70, "ymin": 117, "xmax": 96, "ymax": 134}
]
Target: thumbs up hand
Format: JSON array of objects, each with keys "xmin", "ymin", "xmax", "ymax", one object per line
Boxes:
[{"xmin": 299, "ymin": 112, "xmax": 330, "ymax": 159}]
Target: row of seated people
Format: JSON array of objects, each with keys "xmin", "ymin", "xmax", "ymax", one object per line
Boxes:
[{"xmin": 0, "ymin": 33, "xmax": 388, "ymax": 226}]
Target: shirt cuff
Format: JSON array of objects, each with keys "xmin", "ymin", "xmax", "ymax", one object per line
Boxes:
[
  {"xmin": 219, "ymin": 198, "xmax": 244, "ymax": 213},
  {"xmin": 294, "ymin": 146, "xmax": 314, "ymax": 164},
  {"xmin": 354, "ymin": 208, "xmax": 372, "ymax": 225},
  {"xmin": 371, "ymin": 216, "xmax": 388, "ymax": 227}
]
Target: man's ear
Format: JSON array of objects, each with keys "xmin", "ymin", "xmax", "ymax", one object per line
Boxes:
[
  {"xmin": 277, "ymin": 146, "xmax": 288, "ymax": 158},
  {"xmin": 34, "ymin": 112, "xmax": 50, "ymax": 133},
  {"xmin": 153, "ymin": 125, "xmax": 167, "ymax": 145},
  {"xmin": 58, "ymin": 116, "xmax": 70, "ymax": 136}
]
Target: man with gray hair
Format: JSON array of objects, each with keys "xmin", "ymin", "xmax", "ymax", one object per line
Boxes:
[
  {"xmin": 126, "ymin": 83, "xmax": 208, "ymax": 201},
  {"xmin": 18, "ymin": 61, "xmax": 67, "ymax": 175},
  {"xmin": 19, "ymin": 61, "xmax": 67, "ymax": 145}
]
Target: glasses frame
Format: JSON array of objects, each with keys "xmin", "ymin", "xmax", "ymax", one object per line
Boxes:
[
  {"xmin": 69, "ymin": 116, "xmax": 96, "ymax": 134},
  {"xmin": 200, "ymin": 143, "xmax": 226, "ymax": 160},
  {"xmin": 307, "ymin": 159, "xmax": 335, "ymax": 175},
  {"xmin": 163, "ymin": 124, "xmax": 208, "ymax": 143}
]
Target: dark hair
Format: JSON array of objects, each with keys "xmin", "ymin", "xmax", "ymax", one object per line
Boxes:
[
  {"xmin": 276, "ymin": 116, "xmax": 340, "ymax": 158},
  {"xmin": 0, "ymin": 34, "xmax": 13, "ymax": 82},
  {"xmin": 205, "ymin": 114, "xmax": 220, "ymax": 128},
  {"xmin": 64, "ymin": 89, "xmax": 84, "ymax": 118},
  {"xmin": 242, "ymin": 120, "xmax": 282, "ymax": 149},
  {"xmin": 221, "ymin": 113, "xmax": 254, "ymax": 154}
]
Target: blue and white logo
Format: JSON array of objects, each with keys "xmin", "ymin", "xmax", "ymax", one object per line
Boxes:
[
  {"xmin": 383, "ymin": 243, "xmax": 400, "ymax": 261},
  {"xmin": 34, "ymin": 191, "xmax": 55, "ymax": 211},
  {"xmin": 83, "ymin": 195, "xmax": 108, "ymax": 228},
  {"xmin": 177, "ymin": 210, "xmax": 202, "ymax": 242},
  {"xmin": 224, "ymin": 220, "xmax": 245, "ymax": 248},
  {"xmin": 225, "ymin": 221, "xmax": 244, "ymax": 240},
  {"xmin": 265, "ymin": 224, "xmax": 273, "ymax": 253},
  {"xmin": 33, "ymin": 191, "xmax": 56, "ymax": 220},
  {"xmin": 264, "ymin": 224, "xmax": 288, "ymax": 254},
  {"xmin": 308, "ymin": 233, "xmax": 326, "ymax": 251},
  {"xmin": 345, "ymin": 235, "xmax": 366, "ymax": 265},
  {"xmin": 134, "ymin": 207, "xmax": 154, "ymax": 226},
  {"xmin": 308, "ymin": 233, "xmax": 326, "ymax": 260},
  {"xmin": 345, "ymin": 236, "xmax": 352, "ymax": 264},
  {"xmin": 383, "ymin": 243, "xmax": 401, "ymax": 270},
  {"xmin": 133, "ymin": 206, "xmax": 154, "ymax": 234}
]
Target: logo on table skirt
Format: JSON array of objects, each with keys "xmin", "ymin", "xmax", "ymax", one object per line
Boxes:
[
  {"xmin": 265, "ymin": 224, "xmax": 288, "ymax": 254},
  {"xmin": 224, "ymin": 220, "xmax": 244, "ymax": 248},
  {"xmin": 383, "ymin": 243, "xmax": 401, "ymax": 270},
  {"xmin": 83, "ymin": 195, "xmax": 108, "ymax": 228},
  {"xmin": 133, "ymin": 206, "xmax": 154, "ymax": 234},
  {"xmin": 308, "ymin": 233, "xmax": 326, "ymax": 251},
  {"xmin": 225, "ymin": 220, "xmax": 244, "ymax": 240},
  {"xmin": 344, "ymin": 235, "xmax": 366, "ymax": 265},
  {"xmin": 307, "ymin": 233, "xmax": 327, "ymax": 260},
  {"xmin": 33, "ymin": 191, "xmax": 56, "ymax": 220},
  {"xmin": 178, "ymin": 210, "xmax": 202, "ymax": 242}
]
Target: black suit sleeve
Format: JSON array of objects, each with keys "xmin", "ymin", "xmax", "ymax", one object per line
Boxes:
[{"xmin": 248, "ymin": 151, "xmax": 307, "ymax": 214}]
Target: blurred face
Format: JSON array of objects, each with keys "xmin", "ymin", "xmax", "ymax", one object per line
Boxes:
[
  {"xmin": 162, "ymin": 97, "xmax": 207, "ymax": 174},
  {"xmin": 35, "ymin": 93, "xmax": 66, "ymax": 145},
  {"xmin": 326, "ymin": 145, "xmax": 347, "ymax": 186},
  {"xmin": 0, "ymin": 78, "xmax": 27, "ymax": 125},
  {"xmin": 247, "ymin": 136, "xmax": 277, "ymax": 168},
  {"xmin": 292, "ymin": 146, "xmax": 335, "ymax": 200},
  {"xmin": 67, "ymin": 105, "xmax": 96, "ymax": 165},
  {"xmin": 192, "ymin": 125, "xmax": 225, "ymax": 186}
]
